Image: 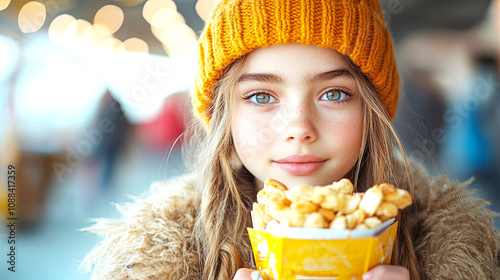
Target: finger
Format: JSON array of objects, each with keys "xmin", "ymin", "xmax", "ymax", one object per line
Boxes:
[
  {"xmin": 363, "ymin": 265, "xmax": 409, "ymax": 280},
  {"xmin": 250, "ymin": 270, "xmax": 264, "ymax": 280},
  {"xmin": 233, "ymin": 268, "xmax": 259, "ymax": 280}
]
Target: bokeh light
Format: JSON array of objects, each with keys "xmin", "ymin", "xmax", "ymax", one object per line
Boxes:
[
  {"xmin": 97, "ymin": 37, "xmax": 125, "ymax": 53},
  {"xmin": 48, "ymin": 14, "xmax": 77, "ymax": 46},
  {"xmin": 18, "ymin": 1, "xmax": 46, "ymax": 33},
  {"xmin": 155, "ymin": 21, "xmax": 196, "ymax": 44},
  {"xmin": 93, "ymin": 4, "xmax": 124, "ymax": 34},
  {"xmin": 0, "ymin": 0, "xmax": 11, "ymax": 11},
  {"xmin": 121, "ymin": 37, "xmax": 149, "ymax": 53},
  {"xmin": 88, "ymin": 24, "xmax": 113, "ymax": 51},
  {"xmin": 68, "ymin": 19, "xmax": 93, "ymax": 52},
  {"xmin": 195, "ymin": 0, "xmax": 222, "ymax": 22},
  {"xmin": 112, "ymin": 0, "xmax": 145, "ymax": 7},
  {"xmin": 150, "ymin": 6, "xmax": 178, "ymax": 29},
  {"xmin": 162, "ymin": 35, "xmax": 198, "ymax": 57},
  {"xmin": 142, "ymin": 0, "xmax": 176, "ymax": 24},
  {"xmin": 150, "ymin": 11, "xmax": 185, "ymax": 39}
]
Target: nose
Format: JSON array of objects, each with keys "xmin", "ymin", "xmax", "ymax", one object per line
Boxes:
[{"xmin": 279, "ymin": 103, "xmax": 318, "ymax": 143}]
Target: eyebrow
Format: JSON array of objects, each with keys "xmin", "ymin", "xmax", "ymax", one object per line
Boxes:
[
  {"xmin": 236, "ymin": 73, "xmax": 284, "ymax": 85},
  {"xmin": 305, "ymin": 68, "xmax": 353, "ymax": 84},
  {"xmin": 236, "ymin": 68, "xmax": 353, "ymax": 85}
]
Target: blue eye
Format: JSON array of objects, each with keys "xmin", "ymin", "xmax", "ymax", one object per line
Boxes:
[
  {"xmin": 320, "ymin": 89, "xmax": 350, "ymax": 101},
  {"xmin": 249, "ymin": 93, "xmax": 278, "ymax": 104}
]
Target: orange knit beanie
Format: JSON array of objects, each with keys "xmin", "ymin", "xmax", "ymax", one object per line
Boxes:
[{"xmin": 193, "ymin": 0, "xmax": 400, "ymax": 126}]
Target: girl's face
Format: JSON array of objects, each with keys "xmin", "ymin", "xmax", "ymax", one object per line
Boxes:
[{"xmin": 231, "ymin": 43, "xmax": 364, "ymax": 190}]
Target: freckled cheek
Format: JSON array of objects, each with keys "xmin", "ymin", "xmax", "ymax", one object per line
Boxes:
[
  {"xmin": 326, "ymin": 113, "xmax": 364, "ymax": 156},
  {"xmin": 232, "ymin": 113, "xmax": 275, "ymax": 160}
]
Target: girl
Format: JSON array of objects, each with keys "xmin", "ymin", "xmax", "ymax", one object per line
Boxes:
[{"xmin": 81, "ymin": 0, "xmax": 500, "ymax": 279}]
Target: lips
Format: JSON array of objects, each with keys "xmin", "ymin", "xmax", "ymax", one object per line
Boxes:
[{"xmin": 273, "ymin": 155, "xmax": 327, "ymax": 176}]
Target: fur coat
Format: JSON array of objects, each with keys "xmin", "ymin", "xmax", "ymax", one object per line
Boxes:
[{"xmin": 80, "ymin": 161, "xmax": 500, "ymax": 279}]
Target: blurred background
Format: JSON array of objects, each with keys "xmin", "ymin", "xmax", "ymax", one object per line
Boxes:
[{"xmin": 0, "ymin": 0, "xmax": 498, "ymax": 279}]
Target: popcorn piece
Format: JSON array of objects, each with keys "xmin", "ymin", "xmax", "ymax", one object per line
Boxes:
[
  {"xmin": 265, "ymin": 178, "xmax": 288, "ymax": 192},
  {"xmin": 375, "ymin": 201, "xmax": 398, "ymax": 221},
  {"xmin": 268, "ymin": 204, "xmax": 291, "ymax": 223},
  {"xmin": 320, "ymin": 193, "xmax": 346, "ymax": 211},
  {"xmin": 346, "ymin": 209, "xmax": 365, "ymax": 229},
  {"xmin": 355, "ymin": 224, "xmax": 369, "ymax": 230},
  {"xmin": 343, "ymin": 193, "xmax": 362, "ymax": 214},
  {"xmin": 384, "ymin": 189, "xmax": 412, "ymax": 209},
  {"xmin": 359, "ymin": 186, "xmax": 384, "ymax": 216},
  {"xmin": 252, "ymin": 203, "xmax": 272, "ymax": 230},
  {"xmin": 378, "ymin": 183, "xmax": 396, "ymax": 195},
  {"xmin": 318, "ymin": 208, "xmax": 336, "ymax": 222},
  {"xmin": 257, "ymin": 180, "xmax": 290, "ymax": 208},
  {"xmin": 311, "ymin": 186, "xmax": 336, "ymax": 204},
  {"xmin": 363, "ymin": 217, "xmax": 382, "ymax": 229},
  {"xmin": 286, "ymin": 185, "xmax": 315, "ymax": 203},
  {"xmin": 291, "ymin": 201, "xmax": 319, "ymax": 214},
  {"xmin": 304, "ymin": 212, "xmax": 329, "ymax": 228},
  {"xmin": 328, "ymin": 178, "xmax": 354, "ymax": 194},
  {"xmin": 281, "ymin": 210, "xmax": 307, "ymax": 227},
  {"xmin": 256, "ymin": 184, "xmax": 280, "ymax": 204},
  {"xmin": 330, "ymin": 214, "xmax": 347, "ymax": 229}
]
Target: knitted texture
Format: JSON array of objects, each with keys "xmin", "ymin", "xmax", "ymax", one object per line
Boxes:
[{"xmin": 193, "ymin": 0, "xmax": 400, "ymax": 126}]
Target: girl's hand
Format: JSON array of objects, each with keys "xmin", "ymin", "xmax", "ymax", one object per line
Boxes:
[
  {"xmin": 362, "ymin": 265, "xmax": 409, "ymax": 280},
  {"xmin": 233, "ymin": 269, "xmax": 262, "ymax": 280},
  {"xmin": 234, "ymin": 265, "xmax": 409, "ymax": 280}
]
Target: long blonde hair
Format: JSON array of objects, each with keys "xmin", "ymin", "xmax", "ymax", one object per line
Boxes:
[
  {"xmin": 187, "ymin": 50, "xmax": 420, "ymax": 279},
  {"xmin": 342, "ymin": 56, "xmax": 420, "ymax": 279}
]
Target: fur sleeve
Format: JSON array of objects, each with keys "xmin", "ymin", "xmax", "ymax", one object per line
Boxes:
[
  {"xmin": 414, "ymin": 177, "xmax": 500, "ymax": 280},
  {"xmin": 79, "ymin": 177, "xmax": 202, "ymax": 280}
]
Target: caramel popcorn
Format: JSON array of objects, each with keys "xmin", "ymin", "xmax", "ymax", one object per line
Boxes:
[{"xmin": 252, "ymin": 178, "xmax": 412, "ymax": 230}]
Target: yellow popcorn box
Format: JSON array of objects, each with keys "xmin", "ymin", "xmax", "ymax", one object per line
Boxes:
[{"xmin": 247, "ymin": 219, "xmax": 398, "ymax": 280}]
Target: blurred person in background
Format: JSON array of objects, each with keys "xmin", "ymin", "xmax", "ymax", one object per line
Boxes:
[{"xmin": 86, "ymin": 91, "xmax": 132, "ymax": 194}]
